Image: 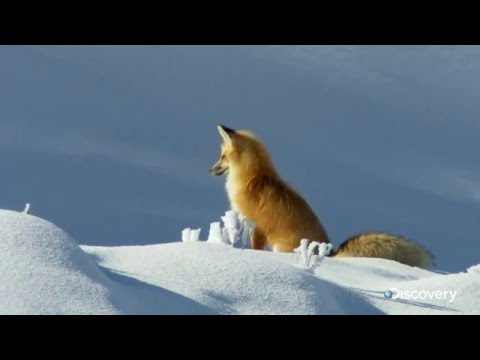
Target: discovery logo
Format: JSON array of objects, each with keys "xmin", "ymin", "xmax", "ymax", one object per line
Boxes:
[{"xmin": 384, "ymin": 288, "xmax": 457, "ymax": 303}]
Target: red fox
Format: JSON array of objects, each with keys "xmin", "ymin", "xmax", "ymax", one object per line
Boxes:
[{"xmin": 210, "ymin": 125, "xmax": 433, "ymax": 269}]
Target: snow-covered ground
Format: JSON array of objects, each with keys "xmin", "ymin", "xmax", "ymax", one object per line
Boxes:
[{"xmin": 0, "ymin": 209, "xmax": 478, "ymax": 315}]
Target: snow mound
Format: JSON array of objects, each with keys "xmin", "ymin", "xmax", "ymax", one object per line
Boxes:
[
  {"xmin": 0, "ymin": 209, "xmax": 119, "ymax": 314},
  {"xmin": 467, "ymin": 264, "xmax": 480, "ymax": 275},
  {"xmin": 0, "ymin": 210, "xmax": 212, "ymax": 315},
  {"xmin": 0, "ymin": 209, "xmax": 378, "ymax": 314},
  {"xmin": 313, "ymin": 257, "xmax": 480, "ymax": 315},
  {"xmin": 1, "ymin": 209, "xmax": 478, "ymax": 315},
  {"xmin": 84, "ymin": 242, "xmax": 381, "ymax": 315}
]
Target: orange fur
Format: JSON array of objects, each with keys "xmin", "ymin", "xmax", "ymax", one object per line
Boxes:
[
  {"xmin": 210, "ymin": 126, "xmax": 435, "ymax": 269},
  {"xmin": 211, "ymin": 126, "xmax": 329, "ymax": 252}
]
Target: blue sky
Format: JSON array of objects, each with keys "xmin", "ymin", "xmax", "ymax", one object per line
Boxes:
[{"xmin": 1, "ymin": 45, "xmax": 479, "ymax": 272}]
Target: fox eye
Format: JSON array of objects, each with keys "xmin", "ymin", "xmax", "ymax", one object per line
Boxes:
[{"xmin": 221, "ymin": 154, "xmax": 226, "ymax": 160}]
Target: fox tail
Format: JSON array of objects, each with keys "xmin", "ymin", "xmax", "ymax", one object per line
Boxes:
[{"xmin": 330, "ymin": 232, "xmax": 434, "ymax": 269}]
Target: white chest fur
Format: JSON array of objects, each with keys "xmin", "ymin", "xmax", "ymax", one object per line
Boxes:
[{"xmin": 225, "ymin": 170, "xmax": 242, "ymax": 216}]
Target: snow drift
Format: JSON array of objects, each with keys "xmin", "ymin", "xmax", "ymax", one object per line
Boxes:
[
  {"xmin": 0, "ymin": 209, "xmax": 478, "ymax": 315},
  {"xmin": 0, "ymin": 209, "xmax": 212, "ymax": 314},
  {"xmin": 0, "ymin": 209, "xmax": 119, "ymax": 314},
  {"xmin": 85, "ymin": 242, "xmax": 381, "ymax": 315}
]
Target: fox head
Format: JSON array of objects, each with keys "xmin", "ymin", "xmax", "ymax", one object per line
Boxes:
[
  {"xmin": 210, "ymin": 125, "xmax": 236, "ymax": 176},
  {"xmin": 210, "ymin": 125, "xmax": 274, "ymax": 177}
]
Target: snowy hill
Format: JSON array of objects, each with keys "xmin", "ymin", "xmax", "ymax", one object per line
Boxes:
[{"xmin": 0, "ymin": 209, "xmax": 478, "ymax": 315}]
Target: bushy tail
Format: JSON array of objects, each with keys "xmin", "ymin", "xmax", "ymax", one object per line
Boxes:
[{"xmin": 331, "ymin": 232, "xmax": 434, "ymax": 269}]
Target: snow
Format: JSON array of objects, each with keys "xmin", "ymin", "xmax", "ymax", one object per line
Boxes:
[
  {"xmin": 467, "ymin": 264, "xmax": 480, "ymax": 275},
  {"xmin": 207, "ymin": 222, "xmax": 228, "ymax": 244},
  {"xmin": 294, "ymin": 239, "xmax": 333, "ymax": 269},
  {"xmin": 0, "ymin": 209, "xmax": 212, "ymax": 315},
  {"xmin": 0, "ymin": 209, "xmax": 118, "ymax": 315},
  {"xmin": 204, "ymin": 210, "xmax": 240, "ymax": 245},
  {"xmin": 0, "ymin": 209, "xmax": 478, "ymax": 315},
  {"xmin": 182, "ymin": 228, "xmax": 201, "ymax": 243},
  {"xmin": 85, "ymin": 242, "xmax": 383, "ymax": 315},
  {"xmin": 22, "ymin": 203, "xmax": 31, "ymax": 214},
  {"xmin": 313, "ymin": 257, "xmax": 480, "ymax": 315}
]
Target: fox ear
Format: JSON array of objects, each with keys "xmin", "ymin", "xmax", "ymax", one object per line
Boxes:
[{"xmin": 217, "ymin": 125, "xmax": 236, "ymax": 144}]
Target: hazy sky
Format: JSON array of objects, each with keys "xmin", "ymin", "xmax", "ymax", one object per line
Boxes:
[{"xmin": 2, "ymin": 45, "xmax": 479, "ymax": 272}]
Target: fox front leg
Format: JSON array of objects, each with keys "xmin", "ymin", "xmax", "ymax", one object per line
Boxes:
[{"xmin": 251, "ymin": 227, "xmax": 267, "ymax": 250}]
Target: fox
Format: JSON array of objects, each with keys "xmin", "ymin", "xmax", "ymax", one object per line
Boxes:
[{"xmin": 210, "ymin": 125, "xmax": 434, "ymax": 269}]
